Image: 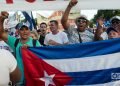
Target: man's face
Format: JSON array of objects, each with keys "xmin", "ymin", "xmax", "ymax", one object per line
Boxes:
[
  {"xmin": 18, "ymin": 27, "xmax": 30, "ymax": 40},
  {"xmin": 108, "ymin": 30, "xmax": 119, "ymax": 39},
  {"xmin": 39, "ymin": 24, "xmax": 47, "ymax": 36},
  {"xmin": 49, "ymin": 22, "xmax": 58, "ymax": 32},
  {"xmin": 76, "ymin": 18, "xmax": 87, "ymax": 31}
]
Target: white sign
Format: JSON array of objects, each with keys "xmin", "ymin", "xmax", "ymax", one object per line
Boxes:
[{"xmin": 0, "ymin": 0, "xmax": 120, "ymax": 10}]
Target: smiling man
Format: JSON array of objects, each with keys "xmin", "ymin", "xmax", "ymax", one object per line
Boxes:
[
  {"xmin": 0, "ymin": 13, "xmax": 41, "ymax": 85},
  {"xmin": 44, "ymin": 20, "xmax": 69, "ymax": 46},
  {"xmin": 61, "ymin": 0, "xmax": 95, "ymax": 44},
  {"xmin": 4, "ymin": 23, "xmax": 41, "ymax": 85}
]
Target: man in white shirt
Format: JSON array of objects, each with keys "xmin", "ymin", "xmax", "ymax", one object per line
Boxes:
[
  {"xmin": 44, "ymin": 20, "xmax": 69, "ymax": 46},
  {"xmin": 0, "ymin": 49, "xmax": 21, "ymax": 86},
  {"xmin": 0, "ymin": 40, "xmax": 13, "ymax": 53}
]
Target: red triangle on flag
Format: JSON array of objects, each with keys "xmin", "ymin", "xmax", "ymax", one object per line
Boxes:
[{"xmin": 21, "ymin": 48, "xmax": 72, "ymax": 86}]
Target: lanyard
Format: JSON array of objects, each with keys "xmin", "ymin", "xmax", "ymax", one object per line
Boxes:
[{"xmin": 77, "ymin": 30, "xmax": 82, "ymax": 43}]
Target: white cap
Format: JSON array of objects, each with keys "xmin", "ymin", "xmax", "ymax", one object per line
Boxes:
[
  {"xmin": 75, "ymin": 14, "xmax": 88, "ymax": 22},
  {"xmin": 110, "ymin": 16, "xmax": 120, "ymax": 22}
]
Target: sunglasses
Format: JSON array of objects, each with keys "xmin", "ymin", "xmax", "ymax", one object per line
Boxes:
[
  {"xmin": 77, "ymin": 19, "xmax": 87, "ymax": 23},
  {"xmin": 112, "ymin": 20, "xmax": 120, "ymax": 24}
]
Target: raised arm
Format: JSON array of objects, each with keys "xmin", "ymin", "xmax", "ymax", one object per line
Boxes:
[
  {"xmin": 0, "ymin": 11, "xmax": 9, "ymax": 41},
  {"xmin": 61, "ymin": 0, "xmax": 78, "ymax": 30},
  {"xmin": 94, "ymin": 17, "xmax": 107, "ymax": 41}
]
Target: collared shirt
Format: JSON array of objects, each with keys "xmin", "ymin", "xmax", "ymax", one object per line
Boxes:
[{"xmin": 66, "ymin": 26, "xmax": 94, "ymax": 44}]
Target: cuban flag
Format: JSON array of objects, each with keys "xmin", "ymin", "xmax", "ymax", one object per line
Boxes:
[
  {"xmin": 22, "ymin": 11, "xmax": 36, "ymax": 30},
  {"xmin": 21, "ymin": 38, "xmax": 120, "ymax": 86}
]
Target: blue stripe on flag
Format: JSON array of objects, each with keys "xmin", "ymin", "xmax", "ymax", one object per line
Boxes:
[
  {"xmin": 66, "ymin": 67, "xmax": 120, "ymax": 85},
  {"xmin": 27, "ymin": 38, "xmax": 120, "ymax": 85},
  {"xmin": 29, "ymin": 38, "xmax": 120, "ymax": 59}
]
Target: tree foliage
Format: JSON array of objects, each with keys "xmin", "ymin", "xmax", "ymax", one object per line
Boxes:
[{"xmin": 92, "ymin": 10, "xmax": 120, "ymax": 23}]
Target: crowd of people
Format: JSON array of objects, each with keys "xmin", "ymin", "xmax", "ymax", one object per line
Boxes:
[{"xmin": 0, "ymin": 0, "xmax": 120, "ymax": 86}]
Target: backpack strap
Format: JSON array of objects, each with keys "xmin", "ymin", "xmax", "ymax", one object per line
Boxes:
[
  {"xmin": 14, "ymin": 39, "xmax": 19, "ymax": 57},
  {"xmin": 15, "ymin": 39, "xmax": 36, "ymax": 48},
  {"xmin": 14, "ymin": 39, "xmax": 19, "ymax": 48},
  {"xmin": 14, "ymin": 39, "xmax": 36, "ymax": 57},
  {"xmin": 32, "ymin": 39, "xmax": 37, "ymax": 47}
]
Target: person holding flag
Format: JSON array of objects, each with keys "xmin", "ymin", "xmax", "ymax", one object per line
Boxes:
[{"xmin": 0, "ymin": 11, "xmax": 41, "ymax": 85}]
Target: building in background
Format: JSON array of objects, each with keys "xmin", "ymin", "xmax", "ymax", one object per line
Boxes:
[{"xmin": 36, "ymin": 11, "xmax": 80, "ymax": 31}]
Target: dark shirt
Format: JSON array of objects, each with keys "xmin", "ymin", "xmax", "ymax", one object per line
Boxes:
[{"xmin": 39, "ymin": 35, "xmax": 46, "ymax": 46}]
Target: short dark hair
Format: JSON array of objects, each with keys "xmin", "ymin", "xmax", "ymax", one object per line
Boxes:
[
  {"xmin": 40, "ymin": 22, "xmax": 47, "ymax": 27},
  {"xmin": 50, "ymin": 20, "xmax": 58, "ymax": 26}
]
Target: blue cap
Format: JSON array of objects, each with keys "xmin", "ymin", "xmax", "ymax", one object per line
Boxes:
[
  {"xmin": 107, "ymin": 27, "xmax": 118, "ymax": 34},
  {"xmin": 15, "ymin": 22, "xmax": 29, "ymax": 30}
]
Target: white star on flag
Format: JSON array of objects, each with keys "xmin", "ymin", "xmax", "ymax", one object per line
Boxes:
[{"xmin": 39, "ymin": 71, "xmax": 55, "ymax": 86}]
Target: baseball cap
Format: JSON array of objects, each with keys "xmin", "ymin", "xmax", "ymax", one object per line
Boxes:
[
  {"xmin": 107, "ymin": 27, "xmax": 118, "ymax": 34},
  {"xmin": 77, "ymin": 15, "xmax": 88, "ymax": 20},
  {"xmin": 75, "ymin": 15, "xmax": 89, "ymax": 24},
  {"xmin": 16, "ymin": 22, "xmax": 29, "ymax": 30},
  {"xmin": 110, "ymin": 16, "xmax": 120, "ymax": 22}
]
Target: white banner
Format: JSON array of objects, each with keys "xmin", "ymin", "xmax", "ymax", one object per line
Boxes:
[{"xmin": 0, "ymin": 0, "xmax": 120, "ymax": 11}]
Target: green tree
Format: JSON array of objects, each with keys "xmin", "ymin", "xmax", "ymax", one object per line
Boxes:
[{"xmin": 92, "ymin": 10, "xmax": 120, "ymax": 23}]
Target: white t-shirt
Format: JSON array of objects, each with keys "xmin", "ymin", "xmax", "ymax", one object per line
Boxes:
[
  {"xmin": 0, "ymin": 41, "xmax": 13, "ymax": 53},
  {"xmin": 44, "ymin": 31, "xmax": 69, "ymax": 46},
  {"xmin": 100, "ymin": 32, "xmax": 108, "ymax": 40},
  {"xmin": 0, "ymin": 49, "xmax": 17, "ymax": 86}
]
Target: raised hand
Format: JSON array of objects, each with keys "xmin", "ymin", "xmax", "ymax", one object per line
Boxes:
[
  {"xmin": 69, "ymin": 0, "xmax": 78, "ymax": 7},
  {"xmin": 96, "ymin": 17, "xmax": 105, "ymax": 27},
  {"xmin": 0, "ymin": 11, "xmax": 9, "ymax": 22},
  {"xmin": 0, "ymin": 11, "xmax": 9, "ymax": 39}
]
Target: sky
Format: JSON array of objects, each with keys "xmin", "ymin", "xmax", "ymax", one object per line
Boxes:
[
  {"xmin": 81, "ymin": 10, "xmax": 97, "ymax": 20},
  {"xmin": 33, "ymin": 10, "xmax": 97, "ymax": 20},
  {"xmin": 9, "ymin": 10, "xmax": 98, "ymax": 20}
]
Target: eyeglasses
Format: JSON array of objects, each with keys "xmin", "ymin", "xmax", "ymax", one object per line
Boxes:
[
  {"xmin": 112, "ymin": 20, "xmax": 120, "ymax": 24},
  {"xmin": 77, "ymin": 19, "xmax": 87, "ymax": 23}
]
